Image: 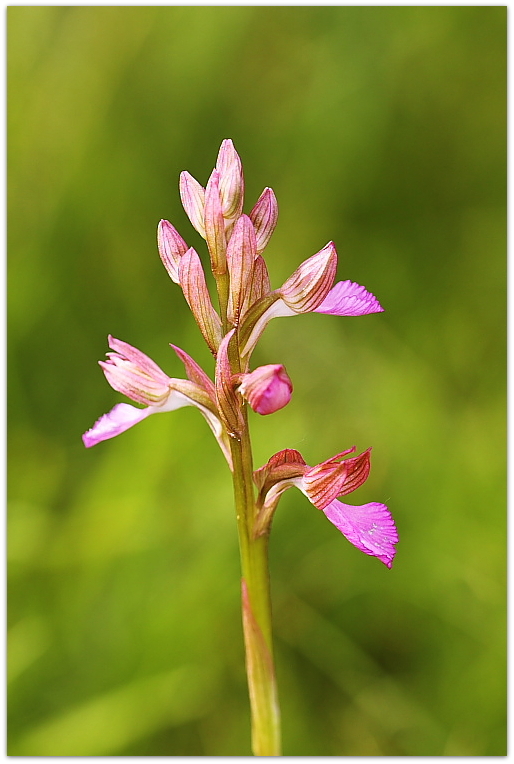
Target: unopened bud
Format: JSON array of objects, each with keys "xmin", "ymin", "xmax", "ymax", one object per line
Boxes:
[
  {"xmin": 204, "ymin": 169, "xmax": 227, "ymax": 275},
  {"xmin": 249, "ymin": 187, "xmax": 278, "ymax": 255},
  {"xmin": 157, "ymin": 220, "xmax": 188, "ymax": 283},
  {"xmin": 216, "ymin": 139, "xmax": 244, "ymax": 220},
  {"xmin": 239, "ymin": 364, "xmax": 293, "ymax": 415},
  {"xmin": 179, "ymin": 171, "xmax": 206, "ymax": 238}
]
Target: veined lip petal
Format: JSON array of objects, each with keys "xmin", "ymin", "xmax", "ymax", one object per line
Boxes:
[
  {"xmin": 82, "ymin": 388, "xmax": 201, "ymax": 447},
  {"xmin": 322, "ymin": 500, "xmax": 398, "ymax": 568},
  {"xmin": 215, "ymin": 329, "xmax": 244, "ymax": 437},
  {"xmin": 280, "ymin": 242, "xmax": 337, "ymax": 313},
  {"xmin": 314, "ymin": 280, "xmax": 384, "ymax": 316},
  {"xmin": 179, "ymin": 171, "xmax": 206, "ymax": 238}
]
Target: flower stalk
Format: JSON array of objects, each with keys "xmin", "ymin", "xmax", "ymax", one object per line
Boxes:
[
  {"xmin": 82, "ymin": 139, "xmax": 398, "ymax": 756},
  {"xmin": 231, "ymin": 424, "xmax": 281, "ymax": 756}
]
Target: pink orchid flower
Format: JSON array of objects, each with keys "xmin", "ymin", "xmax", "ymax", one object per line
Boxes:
[
  {"xmin": 240, "ymin": 242, "xmax": 383, "ymax": 359},
  {"xmin": 82, "ymin": 336, "xmax": 232, "ymax": 466},
  {"xmin": 253, "ymin": 447, "xmax": 398, "ymax": 568}
]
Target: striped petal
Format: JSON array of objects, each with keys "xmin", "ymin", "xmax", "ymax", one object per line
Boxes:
[
  {"xmin": 322, "ymin": 499, "xmax": 398, "ymax": 568},
  {"xmin": 315, "ymin": 280, "xmax": 384, "ymax": 316}
]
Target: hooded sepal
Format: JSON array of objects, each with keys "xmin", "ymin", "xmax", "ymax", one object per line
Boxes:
[
  {"xmin": 279, "ymin": 242, "xmax": 337, "ymax": 313},
  {"xmin": 239, "ymin": 243, "xmax": 338, "ymax": 359},
  {"xmin": 216, "ymin": 139, "xmax": 244, "ymax": 222},
  {"xmin": 83, "ymin": 338, "xmax": 232, "ymax": 467},
  {"xmin": 303, "ymin": 447, "xmax": 371, "ymax": 510},
  {"xmin": 249, "ymin": 187, "xmax": 278, "ymax": 255},
  {"xmin": 253, "ymin": 449, "xmax": 307, "ymax": 536},
  {"xmin": 315, "ymin": 280, "xmax": 384, "ymax": 316}
]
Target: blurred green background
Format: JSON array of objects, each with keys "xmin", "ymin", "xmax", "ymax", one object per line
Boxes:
[{"xmin": 8, "ymin": 6, "xmax": 506, "ymax": 756}]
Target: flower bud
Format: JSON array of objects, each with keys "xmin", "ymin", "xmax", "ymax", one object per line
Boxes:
[
  {"xmin": 216, "ymin": 139, "xmax": 244, "ymax": 220},
  {"xmin": 226, "ymin": 215, "xmax": 257, "ymax": 325},
  {"xmin": 157, "ymin": 220, "xmax": 188, "ymax": 283},
  {"xmin": 178, "ymin": 248, "xmax": 222, "ymax": 355},
  {"xmin": 239, "ymin": 364, "xmax": 293, "ymax": 415},
  {"xmin": 204, "ymin": 169, "xmax": 227, "ymax": 275},
  {"xmin": 249, "ymin": 187, "xmax": 278, "ymax": 255},
  {"xmin": 179, "ymin": 171, "xmax": 206, "ymax": 238}
]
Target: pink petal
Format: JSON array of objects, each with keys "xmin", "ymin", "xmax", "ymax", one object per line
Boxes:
[
  {"xmin": 179, "ymin": 171, "xmax": 206, "ymax": 238},
  {"xmin": 322, "ymin": 499, "xmax": 398, "ymax": 568},
  {"xmin": 249, "ymin": 187, "xmax": 278, "ymax": 255},
  {"xmin": 216, "ymin": 139, "xmax": 244, "ymax": 220},
  {"xmin": 204, "ymin": 169, "xmax": 227, "ymax": 274},
  {"xmin": 82, "ymin": 403, "xmax": 152, "ymax": 447},
  {"xmin": 314, "ymin": 280, "xmax": 384, "ymax": 316},
  {"xmin": 178, "ymin": 247, "xmax": 223, "ymax": 355},
  {"xmin": 226, "ymin": 215, "xmax": 257, "ymax": 324},
  {"xmin": 157, "ymin": 220, "xmax": 188, "ymax": 284},
  {"xmin": 239, "ymin": 364, "xmax": 292, "ymax": 415},
  {"xmin": 169, "ymin": 343, "xmax": 216, "ymax": 400}
]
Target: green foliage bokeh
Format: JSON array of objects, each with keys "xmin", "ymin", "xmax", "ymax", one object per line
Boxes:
[{"xmin": 8, "ymin": 6, "xmax": 506, "ymax": 756}]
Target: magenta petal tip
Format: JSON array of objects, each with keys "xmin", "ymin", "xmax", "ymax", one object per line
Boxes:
[
  {"xmin": 322, "ymin": 499, "xmax": 398, "ymax": 567},
  {"xmin": 314, "ymin": 280, "xmax": 384, "ymax": 316}
]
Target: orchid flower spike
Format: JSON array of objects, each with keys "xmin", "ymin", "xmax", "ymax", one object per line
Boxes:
[
  {"xmin": 253, "ymin": 448, "xmax": 398, "ymax": 568},
  {"xmin": 82, "ymin": 336, "xmax": 232, "ymax": 467}
]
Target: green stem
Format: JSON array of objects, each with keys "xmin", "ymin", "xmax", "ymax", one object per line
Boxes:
[
  {"xmin": 230, "ymin": 421, "xmax": 281, "ymax": 756},
  {"xmin": 213, "ymin": 245, "xmax": 280, "ymax": 755}
]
